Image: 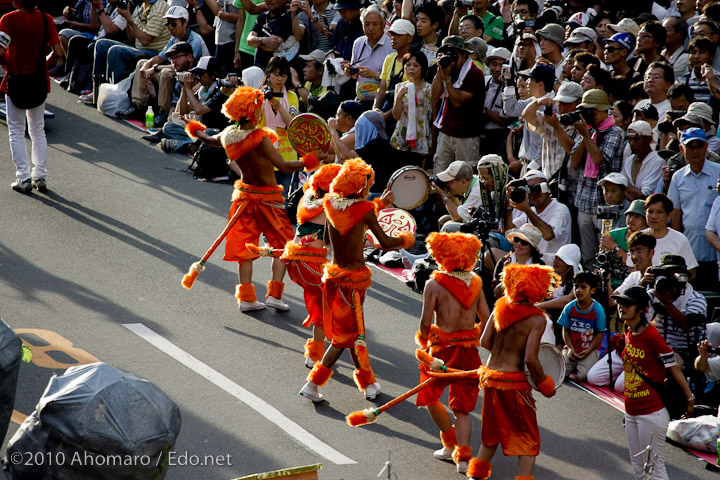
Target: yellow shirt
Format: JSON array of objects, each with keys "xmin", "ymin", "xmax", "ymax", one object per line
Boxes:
[
  {"xmin": 380, "ymin": 52, "xmax": 407, "ymax": 84},
  {"xmin": 261, "ymin": 90, "xmax": 300, "ymax": 163}
]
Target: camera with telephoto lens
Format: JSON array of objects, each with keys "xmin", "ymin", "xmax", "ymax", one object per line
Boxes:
[
  {"xmin": 429, "ymin": 176, "xmax": 448, "ymax": 191},
  {"xmin": 657, "ymin": 110, "xmax": 686, "ymax": 134},
  {"xmin": 459, "ymin": 206, "xmax": 499, "ymax": 240},
  {"xmin": 648, "ymin": 267, "xmax": 688, "ymax": 296},
  {"xmin": 437, "ymin": 50, "xmax": 458, "ymax": 70},
  {"xmin": 219, "ymin": 74, "xmax": 241, "ymax": 88},
  {"xmin": 559, "ymin": 107, "xmax": 593, "ymax": 126},
  {"xmin": 506, "ymin": 178, "xmax": 548, "ymax": 203},
  {"xmin": 594, "ymin": 251, "xmax": 629, "ymax": 281},
  {"xmin": 596, "ymin": 204, "xmax": 623, "ymax": 220}
]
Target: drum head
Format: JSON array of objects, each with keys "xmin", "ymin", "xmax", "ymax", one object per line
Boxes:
[
  {"xmin": 365, "ymin": 208, "xmax": 417, "ymax": 249},
  {"xmin": 389, "ymin": 167, "xmax": 430, "ymax": 210},
  {"xmin": 525, "ymin": 343, "xmax": 565, "ymax": 392},
  {"xmin": 288, "ymin": 113, "xmax": 330, "ymax": 156}
]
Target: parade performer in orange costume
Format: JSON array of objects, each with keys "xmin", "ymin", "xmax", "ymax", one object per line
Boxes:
[
  {"xmin": 280, "ymin": 163, "xmax": 342, "ymax": 368},
  {"xmin": 468, "ymin": 263, "xmax": 560, "ymax": 480},
  {"xmin": 299, "ymin": 158, "xmax": 415, "ymax": 402},
  {"xmin": 415, "ymin": 232, "xmax": 490, "ymax": 475},
  {"xmin": 186, "ymin": 86, "xmax": 320, "ymax": 312}
]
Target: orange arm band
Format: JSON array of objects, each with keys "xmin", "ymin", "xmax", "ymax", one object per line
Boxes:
[
  {"xmin": 185, "ymin": 120, "xmax": 207, "ymax": 139},
  {"xmin": 396, "ymin": 231, "xmax": 415, "ymax": 250},
  {"xmin": 537, "ymin": 375, "xmax": 555, "ymax": 397},
  {"xmin": 300, "ymin": 152, "xmax": 321, "ymax": 172}
]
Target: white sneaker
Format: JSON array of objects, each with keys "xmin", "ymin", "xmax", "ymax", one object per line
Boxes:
[
  {"xmin": 239, "ymin": 301, "xmax": 266, "ymax": 312},
  {"xmin": 266, "ymin": 295, "xmax": 289, "ymax": 311},
  {"xmin": 299, "ymin": 381, "xmax": 324, "ymax": 402},
  {"xmin": 304, "ymin": 356, "xmax": 316, "ymax": 369},
  {"xmin": 433, "ymin": 447, "xmax": 453, "ymax": 460},
  {"xmin": 363, "ymin": 382, "xmax": 381, "ymax": 400},
  {"xmin": 456, "ymin": 461, "xmax": 468, "ymax": 474}
]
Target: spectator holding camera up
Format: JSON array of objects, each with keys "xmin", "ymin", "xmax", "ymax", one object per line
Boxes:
[
  {"xmin": 431, "ymin": 160, "xmax": 482, "ymax": 232},
  {"xmin": 503, "ymin": 169, "xmax": 571, "ymax": 255},
  {"xmin": 431, "ymin": 35, "xmax": 486, "ymax": 174},
  {"xmin": 246, "ymin": 0, "xmax": 308, "ymax": 70}
]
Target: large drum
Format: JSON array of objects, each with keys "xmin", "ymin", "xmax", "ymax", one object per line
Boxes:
[
  {"xmin": 365, "ymin": 208, "xmax": 417, "ymax": 249},
  {"xmin": 525, "ymin": 343, "xmax": 565, "ymax": 392},
  {"xmin": 388, "ymin": 166, "xmax": 430, "ymax": 210},
  {"xmin": 287, "ymin": 113, "xmax": 330, "ymax": 156}
]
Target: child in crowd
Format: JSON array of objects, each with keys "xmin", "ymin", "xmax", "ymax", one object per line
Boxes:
[{"xmin": 558, "ymin": 271, "xmax": 606, "ymax": 382}]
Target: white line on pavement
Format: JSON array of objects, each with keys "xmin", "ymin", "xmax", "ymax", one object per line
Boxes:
[{"xmin": 122, "ymin": 322, "xmax": 356, "ymax": 465}]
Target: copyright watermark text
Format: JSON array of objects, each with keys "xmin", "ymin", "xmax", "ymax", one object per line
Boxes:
[{"xmin": 9, "ymin": 451, "xmax": 233, "ymax": 468}]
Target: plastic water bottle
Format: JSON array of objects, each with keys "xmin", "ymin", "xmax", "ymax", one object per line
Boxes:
[{"xmin": 145, "ymin": 106, "xmax": 154, "ymax": 129}]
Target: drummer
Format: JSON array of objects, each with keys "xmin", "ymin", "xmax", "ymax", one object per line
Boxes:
[{"xmin": 468, "ymin": 263, "xmax": 559, "ymax": 480}]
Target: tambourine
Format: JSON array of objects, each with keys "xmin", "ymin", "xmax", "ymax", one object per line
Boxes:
[
  {"xmin": 389, "ymin": 166, "xmax": 430, "ymax": 210},
  {"xmin": 525, "ymin": 343, "xmax": 565, "ymax": 392},
  {"xmin": 365, "ymin": 208, "xmax": 417, "ymax": 249},
  {"xmin": 288, "ymin": 113, "xmax": 330, "ymax": 156}
]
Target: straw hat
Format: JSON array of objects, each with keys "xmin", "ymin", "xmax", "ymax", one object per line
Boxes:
[{"xmin": 505, "ymin": 223, "xmax": 542, "ymax": 252}]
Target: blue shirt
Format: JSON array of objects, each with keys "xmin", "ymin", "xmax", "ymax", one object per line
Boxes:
[
  {"xmin": 667, "ymin": 160, "xmax": 720, "ymax": 262},
  {"xmin": 558, "ymin": 299, "xmax": 607, "ymax": 353},
  {"xmin": 159, "ymin": 29, "xmax": 209, "ymax": 62}
]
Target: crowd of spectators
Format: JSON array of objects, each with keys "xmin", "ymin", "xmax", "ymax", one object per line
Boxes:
[{"xmin": 7, "ymin": 0, "xmax": 720, "ymax": 476}]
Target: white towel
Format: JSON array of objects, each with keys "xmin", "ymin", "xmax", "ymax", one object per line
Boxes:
[
  {"xmin": 433, "ymin": 58, "xmax": 473, "ymax": 129},
  {"xmin": 405, "ymin": 82, "xmax": 417, "ymax": 148}
]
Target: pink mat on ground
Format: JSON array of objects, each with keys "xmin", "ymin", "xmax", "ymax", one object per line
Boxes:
[
  {"xmin": 124, "ymin": 118, "xmax": 149, "ymax": 132},
  {"xmin": 368, "ymin": 262, "xmax": 410, "ymax": 282}
]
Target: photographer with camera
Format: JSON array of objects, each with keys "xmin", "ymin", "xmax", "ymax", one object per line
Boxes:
[
  {"xmin": 621, "ymin": 120, "xmax": 664, "ymax": 201},
  {"xmin": 431, "ymin": 160, "xmax": 482, "ymax": 232},
  {"xmin": 246, "ymin": 0, "xmax": 308, "ymax": 70},
  {"xmin": 600, "ymin": 199, "xmax": 648, "ymax": 270},
  {"xmin": 503, "ymin": 169, "xmax": 571, "ymax": 255},
  {"xmin": 570, "ymin": 89, "xmax": 625, "ymax": 270},
  {"xmin": 449, "ymin": 0, "xmax": 503, "ymax": 45},
  {"xmin": 431, "ymin": 35, "xmax": 486, "ymax": 174},
  {"xmin": 695, "ymin": 335, "xmax": 720, "ymax": 400},
  {"xmin": 294, "ymin": 49, "xmax": 326, "ymax": 110}
]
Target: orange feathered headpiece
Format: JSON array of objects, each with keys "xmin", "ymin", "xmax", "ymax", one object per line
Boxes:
[
  {"xmin": 501, "ymin": 263, "xmax": 560, "ymax": 305},
  {"xmin": 222, "ymin": 86, "xmax": 264, "ymax": 123},
  {"xmin": 330, "ymin": 158, "xmax": 375, "ymax": 198},
  {"xmin": 426, "ymin": 232, "xmax": 482, "ymax": 272},
  {"xmin": 306, "ymin": 163, "xmax": 342, "ymax": 194}
]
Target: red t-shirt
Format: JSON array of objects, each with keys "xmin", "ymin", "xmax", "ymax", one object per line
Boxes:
[
  {"xmin": 440, "ymin": 63, "xmax": 486, "ymax": 138},
  {"xmin": 622, "ymin": 324, "xmax": 677, "ymax": 416},
  {"xmin": 0, "ymin": 10, "xmax": 60, "ymax": 94}
]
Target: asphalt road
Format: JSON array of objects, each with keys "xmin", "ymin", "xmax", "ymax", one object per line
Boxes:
[{"xmin": 0, "ymin": 86, "xmax": 717, "ymax": 480}]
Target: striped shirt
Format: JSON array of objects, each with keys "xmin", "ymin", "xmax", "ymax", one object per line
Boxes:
[
  {"xmin": 649, "ymin": 284, "xmax": 707, "ymax": 350},
  {"xmin": 132, "ymin": 0, "xmax": 171, "ymax": 51},
  {"xmin": 680, "ymin": 69, "xmax": 718, "ymax": 104}
]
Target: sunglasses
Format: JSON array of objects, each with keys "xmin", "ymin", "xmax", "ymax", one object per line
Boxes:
[
  {"xmin": 513, "ymin": 237, "xmax": 530, "ymax": 246},
  {"xmin": 604, "ymin": 46, "xmax": 622, "ymax": 53},
  {"xmin": 165, "ymin": 21, "xmax": 180, "ymax": 27}
]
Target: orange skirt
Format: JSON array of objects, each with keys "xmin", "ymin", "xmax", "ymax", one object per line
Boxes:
[
  {"xmin": 416, "ymin": 346, "xmax": 481, "ymax": 413},
  {"xmin": 323, "ymin": 266, "xmax": 371, "ymax": 349},
  {"xmin": 481, "ymin": 386, "xmax": 540, "ymax": 457}
]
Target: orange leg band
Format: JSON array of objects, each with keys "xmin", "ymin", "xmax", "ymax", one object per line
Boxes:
[
  {"xmin": 353, "ymin": 368, "xmax": 376, "ymax": 390},
  {"xmin": 267, "ymin": 280, "xmax": 285, "ymax": 300},
  {"xmin": 307, "ymin": 363, "xmax": 333, "ymax": 386},
  {"xmin": 305, "ymin": 338, "xmax": 325, "ymax": 362},
  {"xmin": 440, "ymin": 426, "xmax": 457, "ymax": 449},
  {"xmin": 452, "ymin": 445, "xmax": 472, "ymax": 464},
  {"xmin": 236, "ymin": 284, "xmax": 257, "ymax": 303},
  {"xmin": 515, "ymin": 476, "xmax": 534, "ymax": 480},
  {"xmin": 467, "ymin": 458, "xmax": 491, "ymax": 479}
]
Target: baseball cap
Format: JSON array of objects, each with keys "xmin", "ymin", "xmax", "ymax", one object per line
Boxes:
[
  {"xmin": 633, "ymin": 102, "xmax": 658, "ymax": 121},
  {"xmin": 163, "ymin": 5, "xmax": 189, "ymax": 21},
  {"xmin": 485, "ymin": 47, "xmax": 511, "ymax": 64},
  {"xmin": 555, "ymin": 81, "xmax": 583, "ymax": 103},
  {"xmin": 465, "ymin": 37, "xmax": 488, "ymax": 62},
  {"xmin": 437, "ymin": 160, "xmax": 473, "ymax": 182},
  {"xmin": 578, "ymin": 88, "xmax": 612, "ymax": 111},
  {"xmin": 165, "ymin": 41, "xmax": 192, "ymax": 56},
  {"xmin": 626, "ymin": 120, "xmax": 653, "ymax": 138},
  {"xmin": 611, "ymin": 285, "xmax": 650, "ymax": 308},
  {"xmin": 535, "ymin": 23, "xmax": 565, "ymax": 47},
  {"xmin": 339, "ymin": 100, "xmax": 363, "ymax": 120},
  {"xmin": 565, "ymin": 27, "xmax": 597, "ymax": 45},
  {"xmin": 300, "ymin": 49, "xmax": 328, "ymax": 64},
  {"xmin": 566, "ymin": 12, "xmax": 590, "ymax": 28},
  {"xmin": 520, "ymin": 63, "xmax": 555, "ymax": 86},
  {"xmin": 607, "ymin": 18, "xmax": 640, "ymax": 38},
  {"xmin": 190, "ymin": 56, "xmax": 220, "ymax": 75},
  {"xmin": 388, "ymin": 18, "xmax": 415, "ymax": 36},
  {"xmin": 523, "ymin": 169, "xmax": 547, "ymax": 181},
  {"xmin": 597, "ymin": 172, "xmax": 629, "ymax": 188},
  {"xmin": 439, "ymin": 35, "xmax": 473, "ymax": 54},
  {"xmin": 686, "ymin": 102, "xmax": 716, "ymax": 125},
  {"xmin": 335, "ymin": 0, "xmax": 361, "ymax": 9},
  {"xmin": 625, "ymin": 199, "xmax": 646, "ymax": 216},
  {"xmin": 680, "ymin": 127, "xmax": 708, "ymax": 144},
  {"xmin": 603, "ymin": 32, "xmax": 635, "ymax": 52}
]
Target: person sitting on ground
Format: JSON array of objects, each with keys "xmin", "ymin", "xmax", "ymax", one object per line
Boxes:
[
  {"xmin": 537, "ymin": 243, "xmax": 582, "ymax": 347},
  {"xmin": 327, "ymin": 100, "xmax": 363, "ymax": 162},
  {"xmin": 118, "ymin": 6, "xmax": 210, "ymax": 125},
  {"xmin": 599, "ymin": 199, "xmax": 649, "ymax": 269},
  {"xmin": 558, "ymin": 271, "xmax": 605, "ymax": 382},
  {"xmin": 416, "ymin": 232, "xmax": 490, "ymax": 475},
  {"xmin": 431, "ymin": 161, "xmax": 482, "ymax": 232},
  {"xmin": 145, "ymin": 56, "xmax": 229, "ymax": 154},
  {"xmin": 491, "ymin": 223, "xmax": 546, "ymax": 299},
  {"xmin": 50, "ymin": 0, "xmax": 102, "ymax": 76},
  {"xmin": 294, "ymin": 49, "xmax": 326, "ymax": 111}
]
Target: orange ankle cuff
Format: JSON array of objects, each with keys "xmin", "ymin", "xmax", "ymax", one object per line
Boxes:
[
  {"xmin": 236, "ymin": 284, "xmax": 256, "ymax": 303},
  {"xmin": 467, "ymin": 458, "xmax": 491, "ymax": 479},
  {"xmin": 440, "ymin": 427, "xmax": 457, "ymax": 449},
  {"xmin": 267, "ymin": 280, "xmax": 285, "ymax": 299}
]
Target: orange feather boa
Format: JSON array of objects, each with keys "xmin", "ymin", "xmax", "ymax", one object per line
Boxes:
[
  {"xmin": 300, "ymin": 152, "xmax": 321, "ymax": 172},
  {"xmin": 493, "ymin": 296, "xmax": 545, "ymax": 332},
  {"xmin": 223, "ymin": 128, "xmax": 278, "ymax": 161},
  {"xmin": 280, "ymin": 241, "xmax": 328, "ymax": 264}
]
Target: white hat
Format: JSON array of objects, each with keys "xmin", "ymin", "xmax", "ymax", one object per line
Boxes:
[
  {"xmin": 388, "ymin": 18, "xmax": 415, "ymax": 36},
  {"xmin": 567, "ymin": 12, "xmax": 590, "ymax": 27},
  {"xmin": 485, "ymin": 47, "xmax": 511, "ymax": 64},
  {"xmin": 555, "ymin": 244, "xmax": 581, "ymax": 273},
  {"xmin": 477, "ymin": 154, "xmax": 503, "ymax": 170},
  {"xmin": 686, "ymin": 102, "xmax": 716, "ymax": 125},
  {"xmin": 607, "ymin": 18, "xmax": 639, "ymax": 38},
  {"xmin": 565, "ymin": 26, "xmax": 597, "ymax": 44},
  {"xmin": 505, "ymin": 223, "xmax": 543, "ymax": 252},
  {"xmin": 523, "ymin": 169, "xmax": 547, "ymax": 181},
  {"xmin": 437, "ymin": 161, "xmax": 473, "ymax": 182},
  {"xmin": 626, "ymin": 120, "xmax": 653, "ymax": 138},
  {"xmin": 163, "ymin": 5, "xmax": 189, "ymax": 21},
  {"xmin": 300, "ymin": 49, "xmax": 329, "ymax": 64},
  {"xmin": 597, "ymin": 172, "xmax": 629, "ymax": 188},
  {"xmin": 555, "ymin": 81, "xmax": 583, "ymax": 103}
]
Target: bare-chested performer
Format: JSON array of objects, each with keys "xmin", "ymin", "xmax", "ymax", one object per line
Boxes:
[
  {"xmin": 186, "ymin": 86, "xmax": 320, "ymax": 312},
  {"xmin": 415, "ymin": 232, "xmax": 490, "ymax": 474},
  {"xmin": 468, "ymin": 263, "xmax": 560, "ymax": 480},
  {"xmin": 299, "ymin": 158, "xmax": 415, "ymax": 402}
]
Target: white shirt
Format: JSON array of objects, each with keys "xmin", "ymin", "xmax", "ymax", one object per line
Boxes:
[
  {"xmin": 512, "ymin": 198, "xmax": 571, "ymax": 254},
  {"xmin": 622, "ymin": 150, "xmax": 665, "ymax": 197},
  {"xmin": 457, "ymin": 177, "xmax": 483, "ymax": 222},
  {"xmin": 625, "ymin": 228, "xmax": 699, "ymax": 269}
]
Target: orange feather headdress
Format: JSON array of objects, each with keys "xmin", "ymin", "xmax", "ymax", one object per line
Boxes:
[
  {"xmin": 222, "ymin": 86, "xmax": 265, "ymax": 123},
  {"xmin": 306, "ymin": 163, "xmax": 342, "ymax": 194},
  {"xmin": 426, "ymin": 232, "xmax": 482, "ymax": 272},
  {"xmin": 501, "ymin": 263, "xmax": 560, "ymax": 305},
  {"xmin": 330, "ymin": 158, "xmax": 375, "ymax": 199}
]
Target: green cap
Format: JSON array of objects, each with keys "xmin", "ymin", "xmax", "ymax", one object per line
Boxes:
[
  {"xmin": 578, "ymin": 88, "xmax": 612, "ymax": 111},
  {"xmin": 625, "ymin": 199, "xmax": 646, "ymax": 217}
]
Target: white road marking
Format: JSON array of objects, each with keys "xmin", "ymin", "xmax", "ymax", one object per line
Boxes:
[{"xmin": 123, "ymin": 322, "xmax": 356, "ymax": 465}]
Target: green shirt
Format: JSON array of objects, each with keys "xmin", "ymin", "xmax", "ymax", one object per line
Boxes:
[
  {"xmin": 475, "ymin": 11, "xmax": 504, "ymax": 41},
  {"xmin": 234, "ymin": 0, "xmax": 262, "ymax": 55},
  {"xmin": 610, "ymin": 227, "xmax": 628, "ymax": 252}
]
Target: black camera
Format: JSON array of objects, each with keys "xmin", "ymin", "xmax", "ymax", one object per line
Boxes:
[
  {"xmin": 596, "ymin": 204, "xmax": 623, "ymax": 220},
  {"xmin": 429, "ymin": 176, "xmax": 448, "ymax": 191},
  {"xmin": 560, "ymin": 107, "xmax": 592, "ymax": 126},
  {"xmin": 459, "ymin": 206, "xmax": 499, "ymax": 240},
  {"xmin": 348, "ymin": 66, "xmax": 360, "ymax": 75},
  {"xmin": 543, "ymin": 106, "xmax": 553, "ymax": 116},
  {"xmin": 594, "ymin": 251, "xmax": 629, "ymax": 280},
  {"xmin": 116, "ymin": 0, "xmax": 128, "ymax": 10},
  {"xmin": 437, "ymin": 51, "xmax": 457, "ymax": 69},
  {"xmin": 262, "ymin": 88, "xmax": 283, "ymax": 100},
  {"xmin": 708, "ymin": 346, "xmax": 720, "ymax": 354},
  {"xmin": 657, "ymin": 110, "xmax": 686, "ymax": 134},
  {"xmin": 648, "ymin": 267, "xmax": 688, "ymax": 296},
  {"xmin": 507, "ymin": 178, "xmax": 547, "ymax": 203}
]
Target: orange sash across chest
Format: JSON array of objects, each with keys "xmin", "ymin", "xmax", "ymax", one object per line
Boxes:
[
  {"xmin": 431, "ymin": 272, "xmax": 483, "ymax": 309},
  {"xmin": 493, "ymin": 296, "xmax": 544, "ymax": 331},
  {"xmin": 323, "ymin": 198, "xmax": 376, "ymax": 235}
]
